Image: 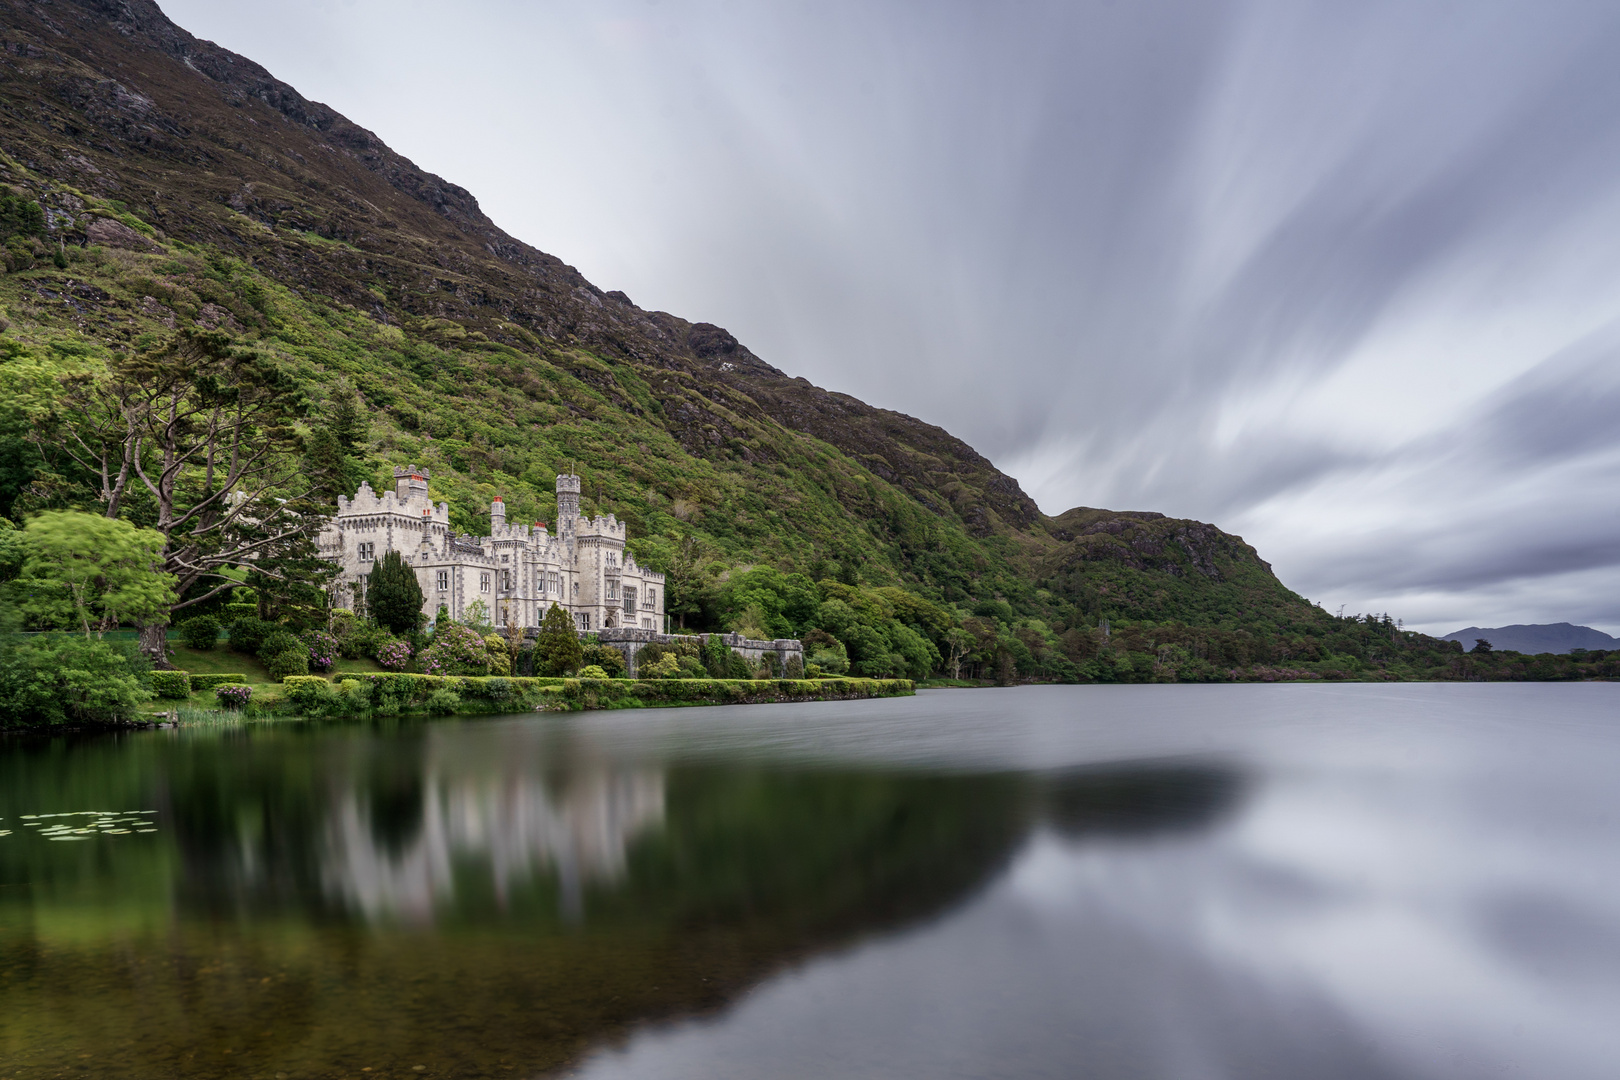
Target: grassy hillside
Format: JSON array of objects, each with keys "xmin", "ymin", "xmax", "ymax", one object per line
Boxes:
[{"xmin": 3, "ymin": 0, "xmax": 1592, "ymax": 685}]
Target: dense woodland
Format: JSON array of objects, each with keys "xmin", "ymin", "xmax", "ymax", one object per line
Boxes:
[{"xmin": 0, "ymin": 0, "xmax": 1611, "ymax": 725}]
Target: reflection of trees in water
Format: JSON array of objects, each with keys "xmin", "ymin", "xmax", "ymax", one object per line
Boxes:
[
  {"xmin": 1039, "ymin": 762, "xmax": 1247, "ymax": 839},
  {"xmin": 0, "ymin": 727, "xmax": 1252, "ymax": 1080},
  {"xmin": 327, "ymin": 764, "xmax": 664, "ymax": 923}
]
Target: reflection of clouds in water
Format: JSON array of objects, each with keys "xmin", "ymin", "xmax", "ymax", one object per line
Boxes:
[
  {"xmin": 1189, "ymin": 764, "xmax": 1620, "ymax": 1080},
  {"xmin": 579, "ymin": 737, "xmax": 1620, "ymax": 1080},
  {"xmin": 325, "ymin": 767, "xmax": 663, "ymax": 924}
]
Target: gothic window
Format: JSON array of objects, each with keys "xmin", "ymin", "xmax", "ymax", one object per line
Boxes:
[
  {"xmin": 647, "ymin": 589, "xmax": 656, "ymax": 610},
  {"xmin": 623, "ymin": 587, "xmax": 636, "ymax": 614},
  {"xmin": 437, "ymin": 571, "xmax": 449, "ymax": 591},
  {"xmin": 502, "ymin": 569, "xmax": 511, "ymax": 590},
  {"xmin": 358, "ymin": 542, "xmax": 376, "ymax": 561},
  {"xmin": 480, "ymin": 573, "xmax": 490, "ymax": 592},
  {"xmin": 606, "ymin": 581, "xmax": 618, "ymax": 600}
]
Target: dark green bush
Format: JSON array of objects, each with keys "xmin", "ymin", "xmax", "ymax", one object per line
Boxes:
[
  {"xmin": 266, "ymin": 648, "xmax": 308, "ymax": 679},
  {"xmin": 148, "ymin": 670, "xmax": 192, "ymax": 699},
  {"xmin": 228, "ymin": 616, "xmax": 273, "ymax": 655},
  {"xmin": 343, "ymin": 621, "xmax": 392, "ymax": 660},
  {"xmin": 176, "ymin": 615, "xmax": 221, "ymax": 651},
  {"xmin": 257, "ymin": 630, "xmax": 300, "ymax": 665}
]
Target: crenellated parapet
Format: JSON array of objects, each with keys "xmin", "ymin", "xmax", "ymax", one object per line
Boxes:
[{"xmin": 320, "ymin": 468, "xmax": 666, "ymax": 634}]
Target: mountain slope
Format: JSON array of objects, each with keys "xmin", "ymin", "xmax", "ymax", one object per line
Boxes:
[{"xmin": 0, "ymin": 0, "xmax": 1331, "ymax": 652}]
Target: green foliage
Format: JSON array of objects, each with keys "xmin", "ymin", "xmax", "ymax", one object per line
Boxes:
[
  {"xmin": 266, "ymin": 648, "xmax": 309, "ymax": 680},
  {"xmin": 580, "ymin": 641, "xmax": 627, "ymax": 677},
  {"xmin": 257, "ymin": 629, "xmax": 300, "ymax": 664},
  {"xmin": 577, "ymin": 664, "xmax": 609, "ymax": 679},
  {"xmin": 176, "ymin": 614, "xmax": 221, "ymax": 650},
  {"xmin": 0, "ymin": 194, "xmax": 44, "ymax": 242},
  {"xmin": 190, "ymin": 673, "xmax": 248, "ymax": 692},
  {"xmin": 32, "ymin": 330, "xmax": 331, "ymax": 661},
  {"xmin": 419, "ymin": 621, "xmax": 496, "ymax": 676},
  {"xmin": 8, "ymin": 511, "xmax": 175, "ymax": 636},
  {"xmin": 483, "ymin": 633, "xmax": 512, "ymax": 675},
  {"xmin": 534, "ymin": 602, "xmax": 582, "ymax": 676},
  {"xmin": 462, "ymin": 598, "xmax": 492, "ymax": 632},
  {"xmin": 0, "ymin": 634, "xmax": 152, "ymax": 726},
  {"xmin": 148, "ymin": 670, "xmax": 192, "ymax": 700},
  {"xmin": 424, "ymin": 687, "xmax": 462, "ymax": 715},
  {"xmin": 366, "ymin": 550, "xmax": 423, "ymax": 634},
  {"xmin": 228, "ymin": 615, "xmax": 273, "ymax": 655},
  {"xmin": 801, "ymin": 628, "xmax": 850, "ymax": 675},
  {"xmin": 639, "ymin": 653, "xmax": 680, "ymax": 679}
]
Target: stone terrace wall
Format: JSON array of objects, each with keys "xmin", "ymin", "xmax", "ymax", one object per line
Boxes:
[{"xmin": 593, "ymin": 629, "xmax": 804, "ymax": 677}]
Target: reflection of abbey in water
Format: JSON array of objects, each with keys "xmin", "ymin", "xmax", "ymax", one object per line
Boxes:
[
  {"xmin": 321, "ymin": 469, "xmax": 666, "ymax": 633},
  {"xmin": 323, "ymin": 760, "xmax": 665, "ymax": 923}
]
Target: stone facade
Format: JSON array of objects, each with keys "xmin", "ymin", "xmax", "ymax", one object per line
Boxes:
[{"xmin": 320, "ymin": 469, "xmax": 666, "ymax": 632}]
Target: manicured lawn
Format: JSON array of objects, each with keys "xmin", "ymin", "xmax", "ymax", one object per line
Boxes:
[{"xmin": 167, "ymin": 643, "xmax": 271, "ymax": 681}]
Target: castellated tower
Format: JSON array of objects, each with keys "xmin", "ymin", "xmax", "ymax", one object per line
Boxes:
[
  {"xmin": 556, "ymin": 473, "xmax": 581, "ymax": 540},
  {"xmin": 394, "ymin": 466, "xmax": 430, "ymax": 502}
]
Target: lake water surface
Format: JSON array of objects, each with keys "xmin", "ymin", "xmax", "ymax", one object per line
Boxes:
[{"xmin": 2, "ymin": 684, "xmax": 1617, "ymax": 1079}]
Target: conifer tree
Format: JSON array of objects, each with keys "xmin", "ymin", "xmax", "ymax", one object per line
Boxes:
[
  {"xmin": 367, "ymin": 550, "xmax": 423, "ymax": 635},
  {"xmin": 535, "ymin": 601, "xmax": 582, "ymax": 676}
]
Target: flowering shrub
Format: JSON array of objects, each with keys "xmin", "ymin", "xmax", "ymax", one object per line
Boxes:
[
  {"xmin": 419, "ymin": 623, "xmax": 494, "ymax": 676},
  {"xmin": 302, "ymin": 629, "xmax": 339, "ymax": 673},
  {"xmin": 215, "ymin": 684, "xmax": 252, "ymax": 710},
  {"xmin": 376, "ymin": 638, "xmax": 413, "ymax": 672}
]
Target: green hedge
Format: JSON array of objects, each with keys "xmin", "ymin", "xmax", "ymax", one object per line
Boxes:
[
  {"xmin": 148, "ymin": 670, "xmax": 192, "ymax": 700},
  {"xmin": 190, "ymin": 673, "xmax": 249, "ymax": 693},
  {"xmin": 277, "ymin": 674, "xmax": 912, "ymax": 716}
]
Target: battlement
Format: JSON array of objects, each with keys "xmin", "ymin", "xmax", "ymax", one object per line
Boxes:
[{"xmin": 336, "ymin": 479, "xmax": 449, "ymax": 523}]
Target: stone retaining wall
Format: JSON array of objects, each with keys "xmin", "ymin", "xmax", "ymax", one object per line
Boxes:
[{"xmin": 591, "ymin": 629, "xmax": 804, "ymax": 677}]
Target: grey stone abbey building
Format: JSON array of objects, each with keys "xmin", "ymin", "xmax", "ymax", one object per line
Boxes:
[{"xmin": 320, "ymin": 468, "xmax": 666, "ymax": 633}]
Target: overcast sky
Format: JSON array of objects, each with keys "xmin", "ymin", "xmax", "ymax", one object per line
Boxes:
[{"xmin": 161, "ymin": 0, "xmax": 1620, "ymax": 635}]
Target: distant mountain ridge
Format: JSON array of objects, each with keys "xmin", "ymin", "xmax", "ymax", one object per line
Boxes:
[{"xmin": 1443, "ymin": 624, "xmax": 1618, "ymax": 654}]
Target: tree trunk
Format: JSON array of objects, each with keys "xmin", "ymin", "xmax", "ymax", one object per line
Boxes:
[{"xmin": 138, "ymin": 622, "xmax": 172, "ymax": 668}]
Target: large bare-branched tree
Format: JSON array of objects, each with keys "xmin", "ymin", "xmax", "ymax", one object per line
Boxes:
[{"xmin": 36, "ymin": 330, "xmax": 335, "ymax": 664}]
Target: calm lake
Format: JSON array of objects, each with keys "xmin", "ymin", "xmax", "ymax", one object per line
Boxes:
[{"xmin": 2, "ymin": 684, "xmax": 1617, "ymax": 1079}]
